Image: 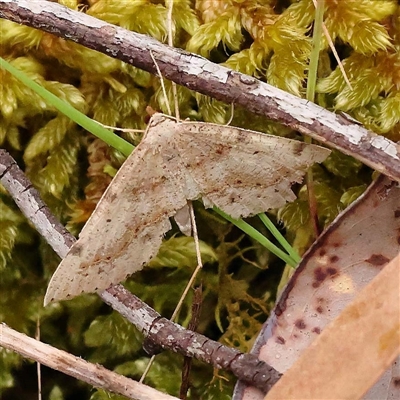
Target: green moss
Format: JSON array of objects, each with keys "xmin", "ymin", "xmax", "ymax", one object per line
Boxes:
[{"xmin": 1, "ymin": 0, "xmax": 399, "ymax": 398}]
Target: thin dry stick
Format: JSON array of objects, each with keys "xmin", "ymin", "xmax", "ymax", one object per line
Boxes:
[
  {"xmin": 139, "ymin": 355, "xmax": 155, "ymax": 383},
  {"xmin": 97, "ymin": 124, "xmax": 144, "ymax": 133},
  {"xmin": 149, "ymin": 50, "xmax": 172, "ymax": 116},
  {"xmin": 225, "ymin": 103, "xmax": 235, "ymax": 126},
  {"xmin": 35, "ymin": 318, "xmax": 42, "ymax": 400},
  {"xmin": 141, "ymin": 5, "xmax": 203, "ymax": 384},
  {"xmin": 166, "ymin": 1, "xmax": 205, "ymax": 322},
  {"xmin": 171, "ymin": 204, "xmax": 203, "ymax": 322},
  {"xmin": 180, "ymin": 285, "xmax": 203, "ymax": 399},
  {"xmin": 311, "ymin": 0, "xmax": 353, "ymax": 90},
  {"xmin": 0, "ymin": 324, "xmax": 178, "ymax": 400},
  {"xmin": 167, "ymin": 0, "xmax": 180, "ymax": 120},
  {"xmin": 306, "ymin": 0, "xmax": 351, "ymax": 236},
  {"xmin": 139, "ymin": 354, "xmax": 156, "ymax": 383},
  {"xmin": 141, "ymin": 204, "xmax": 203, "ymax": 388},
  {"xmin": 140, "ymin": 32, "xmax": 173, "ymax": 384}
]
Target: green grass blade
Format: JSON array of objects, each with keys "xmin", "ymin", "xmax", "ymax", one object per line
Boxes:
[
  {"xmin": 213, "ymin": 208, "xmax": 298, "ymax": 268},
  {"xmin": 306, "ymin": 0, "xmax": 325, "ymax": 102},
  {"xmin": 258, "ymin": 213, "xmax": 301, "ymax": 264},
  {"xmin": 0, "ymin": 57, "xmax": 134, "ymax": 156}
]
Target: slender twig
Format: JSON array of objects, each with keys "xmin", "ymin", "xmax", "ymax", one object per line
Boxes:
[
  {"xmin": 0, "ymin": 0, "xmax": 399, "ymax": 181},
  {"xmin": 311, "ymin": 0, "xmax": 352, "ymax": 90},
  {"xmin": 171, "ymin": 203, "xmax": 203, "ymax": 322},
  {"xmin": 139, "ymin": 358, "xmax": 154, "ymax": 384},
  {"xmin": 35, "ymin": 318, "xmax": 42, "ymax": 400},
  {"xmin": 0, "ymin": 324, "xmax": 178, "ymax": 400},
  {"xmin": 149, "ymin": 50, "xmax": 172, "ymax": 116},
  {"xmin": 166, "ymin": 0, "xmax": 180, "ymax": 120},
  {"xmin": 0, "ymin": 149, "xmax": 281, "ymax": 394},
  {"xmin": 180, "ymin": 285, "xmax": 202, "ymax": 399},
  {"xmin": 140, "ymin": 27, "xmax": 191, "ymax": 381}
]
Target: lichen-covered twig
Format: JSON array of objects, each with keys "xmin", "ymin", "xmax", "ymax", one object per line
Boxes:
[
  {"xmin": 102, "ymin": 285, "xmax": 281, "ymax": 393},
  {"xmin": 0, "ymin": 0, "xmax": 399, "ymax": 181},
  {"xmin": 0, "ymin": 149, "xmax": 282, "ymax": 394}
]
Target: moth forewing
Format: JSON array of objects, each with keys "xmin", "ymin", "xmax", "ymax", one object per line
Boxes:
[
  {"xmin": 174, "ymin": 119, "xmax": 331, "ymax": 219},
  {"xmin": 44, "ymin": 119, "xmax": 189, "ymax": 305},
  {"xmin": 44, "ymin": 114, "xmax": 330, "ymax": 305}
]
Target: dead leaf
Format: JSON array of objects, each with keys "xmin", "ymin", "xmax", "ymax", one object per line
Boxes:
[
  {"xmin": 264, "ymin": 253, "xmax": 400, "ymax": 400},
  {"xmin": 234, "ymin": 175, "xmax": 400, "ymax": 400},
  {"xmin": 44, "ymin": 114, "xmax": 330, "ymax": 305}
]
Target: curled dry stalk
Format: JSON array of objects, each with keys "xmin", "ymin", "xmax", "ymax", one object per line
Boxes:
[{"xmin": 140, "ymin": 3, "xmax": 205, "ymax": 389}]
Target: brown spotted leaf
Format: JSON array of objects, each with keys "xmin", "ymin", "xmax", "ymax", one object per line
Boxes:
[
  {"xmin": 264, "ymin": 253, "xmax": 400, "ymax": 399},
  {"xmin": 44, "ymin": 114, "xmax": 329, "ymax": 304},
  {"xmin": 234, "ymin": 175, "xmax": 400, "ymax": 400}
]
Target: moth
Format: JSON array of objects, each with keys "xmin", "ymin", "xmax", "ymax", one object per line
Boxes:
[{"xmin": 44, "ymin": 114, "xmax": 330, "ymax": 305}]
